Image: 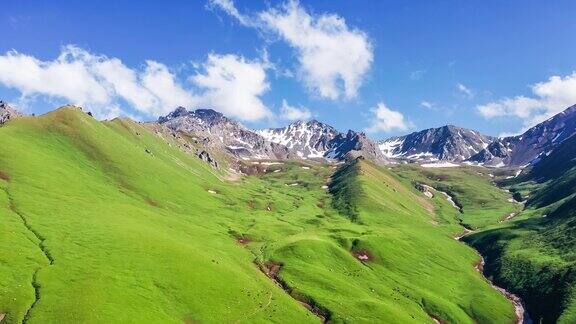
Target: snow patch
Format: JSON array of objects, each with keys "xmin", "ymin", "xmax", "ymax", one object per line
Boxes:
[
  {"xmin": 378, "ymin": 138, "xmax": 404, "ymax": 157},
  {"xmin": 421, "ymin": 162, "xmax": 459, "ymax": 168}
]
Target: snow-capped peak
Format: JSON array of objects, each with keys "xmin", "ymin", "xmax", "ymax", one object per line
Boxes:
[
  {"xmin": 257, "ymin": 120, "xmax": 340, "ymax": 159},
  {"xmin": 378, "ymin": 125, "xmax": 494, "ymax": 162}
]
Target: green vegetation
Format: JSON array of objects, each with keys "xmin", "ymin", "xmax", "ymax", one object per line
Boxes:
[
  {"xmin": 392, "ymin": 164, "xmax": 520, "ymax": 229},
  {"xmin": 466, "ymin": 135, "xmax": 576, "ymax": 323},
  {"xmin": 0, "ymin": 107, "xmax": 519, "ymax": 323}
]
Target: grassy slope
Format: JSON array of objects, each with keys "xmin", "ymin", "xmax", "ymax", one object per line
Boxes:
[
  {"xmin": 391, "ymin": 165, "xmax": 520, "ymax": 229},
  {"xmin": 0, "ymin": 108, "xmax": 313, "ymax": 323},
  {"xmin": 465, "ymin": 136, "xmax": 576, "ymax": 323},
  {"xmin": 0, "ymin": 108, "xmax": 515, "ymax": 323},
  {"xmin": 233, "ymin": 159, "xmax": 515, "ymax": 323}
]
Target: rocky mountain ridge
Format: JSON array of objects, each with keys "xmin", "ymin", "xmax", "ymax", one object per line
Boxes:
[
  {"xmin": 470, "ymin": 104, "xmax": 576, "ymax": 166},
  {"xmin": 378, "ymin": 104, "xmax": 576, "ymax": 167},
  {"xmin": 158, "ymin": 108, "xmax": 387, "ymax": 164},
  {"xmin": 4, "ymin": 101, "xmax": 571, "ymax": 169},
  {"xmin": 257, "ymin": 119, "xmax": 386, "ymax": 162},
  {"xmin": 256, "ymin": 120, "xmax": 339, "ymax": 159},
  {"xmin": 0, "ymin": 101, "xmax": 22, "ymax": 124},
  {"xmin": 157, "ymin": 107, "xmax": 291, "ymax": 161},
  {"xmin": 378, "ymin": 125, "xmax": 494, "ymax": 162}
]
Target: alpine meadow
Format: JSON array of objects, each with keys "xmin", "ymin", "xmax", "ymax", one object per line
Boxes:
[{"xmin": 1, "ymin": 1, "xmax": 576, "ymax": 323}]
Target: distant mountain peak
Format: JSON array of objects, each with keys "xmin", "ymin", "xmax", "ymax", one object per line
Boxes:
[
  {"xmin": 193, "ymin": 108, "xmax": 225, "ymax": 121},
  {"xmin": 157, "ymin": 107, "xmax": 188, "ymax": 123},
  {"xmin": 157, "ymin": 107, "xmax": 225, "ymax": 124},
  {"xmin": 157, "ymin": 106, "xmax": 290, "ymax": 161},
  {"xmin": 378, "ymin": 125, "xmax": 493, "ymax": 162},
  {"xmin": 472, "ymin": 103, "xmax": 576, "ymax": 166},
  {"xmin": 257, "ymin": 119, "xmax": 339, "ymax": 159},
  {"xmin": 326, "ymin": 129, "xmax": 386, "ymax": 161}
]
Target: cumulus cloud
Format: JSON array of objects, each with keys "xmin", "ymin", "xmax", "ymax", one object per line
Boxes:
[
  {"xmin": 142, "ymin": 61, "xmax": 197, "ymax": 112},
  {"xmin": 191, "ymin": 53, "xmax": 271, "ymax": 121},
  {"xmin": 0, "ymin": 46, "xmax": 274, "ymax": 121},
  {"xmin": 0, "ymin": 46, "xmax": 110, "ymax": 107},
  {"xmin": 0, "ymin": 45, "xmax": 196, "ymax": 118},
  {"xmin": 279, "ymin": 99, "xmax": 312, "ymax": 120},
  {"xmin": 456, "ymin": 83, "xmax": 474, "ymax": 98},
  {"xmin": 477, "ymin": 72, "xmax": 576, "ymax": 127},
  {"xmin": 365, "ymin": 102, "xmax": 411, "ymax": 133},
  {"xmin": 211, "ymin": 0, "xmax": 373, "ymax": 101},
  {"xmin": 90, "ymin": 57, "xmax": 158, "ymax": 111}
]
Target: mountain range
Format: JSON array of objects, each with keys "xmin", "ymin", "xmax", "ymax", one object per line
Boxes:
[
  {"xmin": 4, "ymin": 101, "xmax": 576, "ymax": 170},
  {"xmin": 155, "ymin": 103, "xmax": 576, "ymax": 170},
  {"xmin": 378, "ymin": 125, "xmax": 494, "ymax": 162},
  {"xmin": 157, "ymin": 108, "xmax": 387, "ymax": 165},
  {"xmin": 379, "ymin": 104, "xmax": 576, "ymax": 167}
]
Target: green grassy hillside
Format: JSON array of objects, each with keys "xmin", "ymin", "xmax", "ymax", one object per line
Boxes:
[
  {"xmin": 0, "ymin": 107, "xmax": 517, "ymax": 323},
  {"xmin": 466, "ymin": 135, "xmax": 576, "ymax": 323},
  {"xmin": 392, "ymin": 165, "xmax": 520, "ymax": 229}
]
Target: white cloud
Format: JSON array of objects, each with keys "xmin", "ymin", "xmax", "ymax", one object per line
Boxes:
[
  {"xmin": 456, "ymin": 83, "xmax": 474, "ymax": 98},
  {"xmin": 0, "ymin": 46, "xmax": 274, "ymax": 121},
  {"xmin": 365, "ymin": 102, "xmax": 411, "ymax": 133},
  {"xmin": 420, "ymin": 101, "xmax": 434, "ymax": 109},
  {"xmin": 90, "ymin": 57, "xmax": 158, "ymax": 111},
  {"xmin": 477, "ymin": 72, "xmax": 576, "ymax": 128},
  {"xmin": 207, "ymin": 0, "xmax": 252, "ymax": 26},
  {"xmin": 191, "ymin": 53, "xmax": 271, "ymax": 121},
  {"xmin": 279, "ymin": 99, "xmax": 312, "ymax": 120},
  {"xmin": 0, "ymin": 47, "xmax": 110, "ymax": 107},
  {"xmin": 0, "ymin": 45, "xmax": 196, "ymax": 119},
  {"xmin": 211, "ymin": 0, "xmax": 373, "ymax": 101},
  {"xmin": 141, "ymin": 60, "xmax": 197, "ymax": 112}
]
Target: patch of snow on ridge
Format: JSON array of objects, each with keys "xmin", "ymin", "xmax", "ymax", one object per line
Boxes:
[
  {"xmin": 378, "ymin": 138, "xmax": 404, "ymax": 157},
  {"xmin": 406, "ymin": 152, "xmax": 437, "ymax": 160},
  {"xmin": 257, "ymin": 128, "xmax": 292, "ymax": 146},
  {"xmin": 259, "ymin": 162, "xmax": 283, "ymax": 165},
  {"xmin": 227, "ymin": 145, "xmax": 248, "ymax": 150},
  {"xmin": 552, "ymin": 131, "xmax": 563, "ymax": 143},
  {"xmin": 257, "ymin": 120, "xmax": 338, "ymax": 159},
  {"xmin": 421, "ymin": 162, "xmax": 459, "ymax": 168}
]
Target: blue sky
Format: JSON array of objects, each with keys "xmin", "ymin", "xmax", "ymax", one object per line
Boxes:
[{"xmin": 1, "ymin": 0, "xmax": 575, "ymax": 139}]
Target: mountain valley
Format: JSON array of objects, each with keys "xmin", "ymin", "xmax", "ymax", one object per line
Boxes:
[{"xmin": 0, "ymin": 103, "xmax": 575, "ymax": 323}]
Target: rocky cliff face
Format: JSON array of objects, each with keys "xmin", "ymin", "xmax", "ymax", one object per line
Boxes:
[{"xmin": 326, "ymin": 130, "xmax": 387, "ymax": 162}]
